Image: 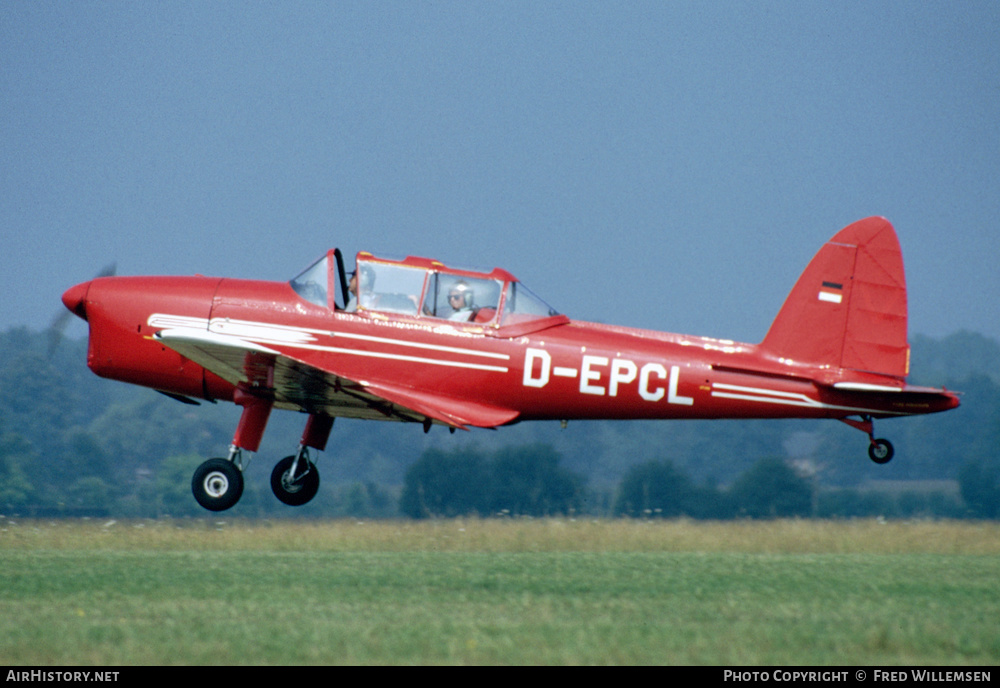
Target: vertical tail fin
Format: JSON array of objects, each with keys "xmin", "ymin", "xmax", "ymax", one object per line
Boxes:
[{"xmin": 760, "ymin": 217, "xmax": 909, "ymax": 379}]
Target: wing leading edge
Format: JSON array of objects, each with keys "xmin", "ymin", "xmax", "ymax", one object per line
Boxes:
[{"xmin": 153, "ymin": 327, "xmax": 519, "ymax": 430}]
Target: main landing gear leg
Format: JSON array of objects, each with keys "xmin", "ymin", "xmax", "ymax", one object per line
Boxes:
[
  {"xmin": 192, "ymin": 390, "xmax": 273, "ymax": 512},
  {"xmin": 839, "ymin": 415, "xmax": 895, "ymax": 465},
  {"xmin": 271, "ymin": 414, "xmax": 334, "ymax": 507}
]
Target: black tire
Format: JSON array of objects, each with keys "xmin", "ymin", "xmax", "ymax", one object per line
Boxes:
[
  {"xmin": 868, "ymin": 439, "xmax": 894, "ymax": 464},
  {"xmin": 271, "ymin": 455, "xmax": 320, "ymax": 506},
  {"xmin": 192, "ymin": 458, "xmax": 244, "ymax": 511}
]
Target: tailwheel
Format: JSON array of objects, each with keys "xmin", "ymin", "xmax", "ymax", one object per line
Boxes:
[
  {"xmin": 868, "ymin": 439, "xmax": 895, "ymax": 465},
  {"xmin": 839, "ymin": 416, "xmax": 896, "ymax": 466},
  {"xmin": 192, "ymin": 458, "xmax": 244, "ymax": 511},
  {"xmin": 271, "ymin": 452, "xmax": 320, "ymax": 506}
]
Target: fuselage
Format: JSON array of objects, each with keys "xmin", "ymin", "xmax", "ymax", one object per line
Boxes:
[{"xmin": 62, "ymin": 273, "xmax": 959, "ymax": 426}]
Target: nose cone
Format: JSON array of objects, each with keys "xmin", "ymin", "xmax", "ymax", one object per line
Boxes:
[{"xmin": 62, "ymin": 280, "xmax": 92, "ymax": 320}]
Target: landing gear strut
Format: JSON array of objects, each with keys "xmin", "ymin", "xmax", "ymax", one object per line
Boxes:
[
  {"xmin": 188, "ymin": 387, "xmax": 336, "ymax": 511},
  {"xmin": 839, "ymin": 415, "xmax": 895, "ymax": 465},
  {"xmin": 190, "ymin": 389, "xmax": 272, "ymax": 512}
]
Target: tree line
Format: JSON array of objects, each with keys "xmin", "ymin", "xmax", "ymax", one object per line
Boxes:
[
  {"xmin": 2, "ymin": 436, "xmax": 995, "ymax": 519},
  {"xmin": 400, "ymin": 445, "xmax": 996, "ymax": 520}
]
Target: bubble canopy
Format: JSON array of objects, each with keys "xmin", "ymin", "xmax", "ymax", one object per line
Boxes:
[{"xmin": 290, "ymin": 250, "xmax": 565, "ymax": 335}]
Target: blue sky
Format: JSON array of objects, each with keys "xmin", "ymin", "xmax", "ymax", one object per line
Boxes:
[{"xmin": 3, "ymin": 1, "xmax": 998, "ymax": 347}]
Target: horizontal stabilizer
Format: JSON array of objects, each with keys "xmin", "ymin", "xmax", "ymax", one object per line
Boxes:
[{"xmin": 832, "ymin": 382, "xmax": 903, "ymax": 392}]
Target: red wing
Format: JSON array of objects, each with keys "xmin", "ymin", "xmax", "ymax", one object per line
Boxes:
[
  {"xmin": 153, "ymin": 327, "xmax": 518, "ymax": 429},
  {"xmin": 359, "ymin": 378, "xmax": 519, "ymax": 429}
]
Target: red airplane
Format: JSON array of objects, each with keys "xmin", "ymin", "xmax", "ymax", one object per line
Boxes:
[{"xmin": 61, "ymin": 216, "xmax": 959, "ymax": 511}]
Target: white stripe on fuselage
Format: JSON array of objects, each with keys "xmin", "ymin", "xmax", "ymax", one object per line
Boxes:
[
  {"xmin": 148, "ymin": 314, "xmax": 510, "ymax": 373},
  {"xmin": 710, "ymin": 382, "xmax": 906, "ymax": 416}
]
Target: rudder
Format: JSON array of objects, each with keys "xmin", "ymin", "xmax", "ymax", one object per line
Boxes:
[{"xmin": 760, "ymin": 217, "xmax": 909, "ymax": 380}]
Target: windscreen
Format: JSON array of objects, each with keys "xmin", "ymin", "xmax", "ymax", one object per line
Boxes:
[
  {"xmin": 501, "ymin": 282, "xmax": 559, "ymax": 326},
  {"xmin": 290, "ymin": 255, "xmax": 329, "ymax": 308}
]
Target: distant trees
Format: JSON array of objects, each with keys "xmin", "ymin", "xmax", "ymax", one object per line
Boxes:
[
  {"xmin": 400, "ymin": 448, "xmax": 490, "ymax": 518},
  {"xmin": 614, "ymin": 457, "xmax": 813, "ymax": 519},
  {"xmin": 727, "ymin": 457, "xmax": 813, "ymax": 518},
  {"xmin": 486, "ymin": 445, "xmax": 582, "ymax": 517},
  {"xmin": 0, "ymin": 433, "xmax": 35, "ymax": 511},
  {"xmin": 614, "ymin": 460, "xmax": 701, "ymax": 518},
  {"xmin": 400, "ymin": 444, "xmax": 584, "ymax": 518},
  {"xmin": 957, "ymin": 460, "xmax": 1000, "ymax": 519},
  {"xmin": 402, "ymin": 450, "xmax": 818, "ymax": 521}
]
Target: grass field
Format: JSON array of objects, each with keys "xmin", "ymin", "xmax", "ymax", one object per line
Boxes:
[{"xmin": 2, "ymin": 518, "xmax": 998, "ymax": 665}]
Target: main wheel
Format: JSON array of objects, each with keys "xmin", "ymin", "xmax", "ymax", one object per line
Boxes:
[
  {"xmin": 271, "ymin": 455, "xmax": 320, "ymax": 506},
  {"xmin": 868, "ymin": 439, "xmax": 895, "ymax": 464},
  {"xmin": 192, "ymin": 458, "xmax": 244, "ymax": 511}
]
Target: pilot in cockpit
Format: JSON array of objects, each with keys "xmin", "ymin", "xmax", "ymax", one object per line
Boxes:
[
  {"xmin": 345, "ymin": 264, "xmax": 376, "ymax": 312},
  {"xmin": 447, "ymin": 281, "xmax": 476, "ymax": 321}
]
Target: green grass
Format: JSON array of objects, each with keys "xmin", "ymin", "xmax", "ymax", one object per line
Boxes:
[{"xmin": 2, "ymin": 518, "xmax": 999, "ymax": 665}]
